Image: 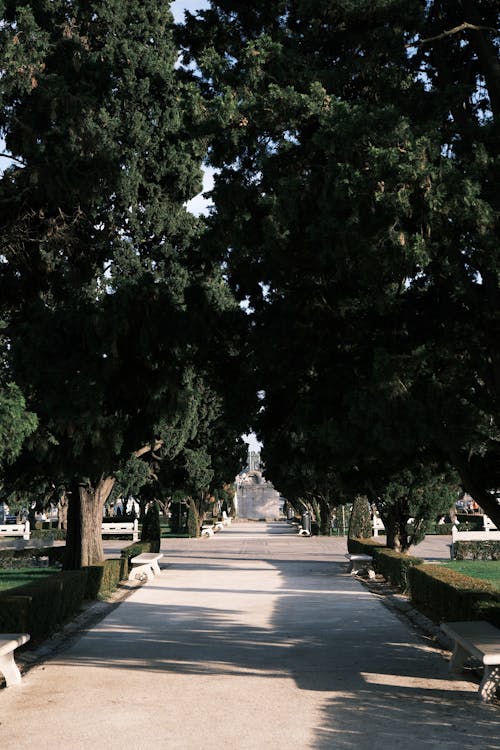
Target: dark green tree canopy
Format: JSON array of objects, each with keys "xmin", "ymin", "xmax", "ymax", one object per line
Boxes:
[{"xmin": 182, "ymin": 1, "xmax": 500, "ymax": 530}]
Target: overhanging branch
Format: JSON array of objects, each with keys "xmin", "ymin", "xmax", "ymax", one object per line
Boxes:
[{"xmin": 408, "ymin": 22, "xmax": 498, "ymax": 47}]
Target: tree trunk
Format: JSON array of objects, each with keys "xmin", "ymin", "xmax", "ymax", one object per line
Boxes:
[{"xmin": 64, "ymin": 476, "xmax": 115, "ymax": 569}]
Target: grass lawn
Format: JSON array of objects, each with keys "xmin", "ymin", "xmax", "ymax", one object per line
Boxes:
[
  {"xmin": 441, "ymin": 560, "xmax": 500, "ymax": 590},
  {"xmin": 0, "ymin": 567, "xmax": 59, "ymax": 592}
]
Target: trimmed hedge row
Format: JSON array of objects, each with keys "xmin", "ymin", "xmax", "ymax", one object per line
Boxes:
[
  {"xmin": 375, "ymin": 549, "xmax": 423, "ymax": 592},
  {"xmin": 0, "ymin": 569, "xmax": 88, "ymax": 638},
  {"xmin": 408, "ymin": 564, "xmax": 500, "ymax": 624},
  {"xmin": 349, "ymin": 537, "xmax": 500, "ymax": 625},
  {"xmin": 0, "ymin": 539, "xmax": 160, "ymax": 639},
  {"xmin": 453, "ymin": 540, "xmax": 500, "ymax": 561},
  {"xmin": 347, "ymin": 538, "xmax": 422, "ymax": 591}
]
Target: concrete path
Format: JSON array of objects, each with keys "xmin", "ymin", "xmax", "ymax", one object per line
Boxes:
[{"xmin": 0, "ymin": 523, "xmax": 499, "ymax": 749}]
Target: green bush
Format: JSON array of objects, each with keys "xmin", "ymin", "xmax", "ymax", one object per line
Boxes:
[
  {"xmin": 348, "ymin": 495, "xmax": 372, "ymax": 542},
  {"xmin": 453, "ymin": 540, "xmax": 500, "ymax": 561},
  {"xmin": 187, "ymin": 497, "xmax": 200, "ymax": 538},
  {"xmin": 408, "ymin": 563, "xmax": 499, "ymax": 623},
  {"xmin": 30, "ymin": 528, "xmax": 66, "ymax": 541},
  {"xmin": 120, "ymin": 539, "xmax": 159, "ymax": 578},
  {"xmin": 0, "ymin": 545, "xmax": 65, "ymax": 568},
  {"xmin": 0, "ymin": 569, "xmax": 88, "ymax": 638},
  {"xmin": 86, "ymin": 559, "xmax": 123, "ymax": 599},
  {"xmin": 375, "ymin": 549, "xmax": 423, "ymax": 592},
  {"xmin": 347, "ymin": 538, "xmax": 385, "ymax": 556},
  {"xmin": 141, "ymin": 504, "xmax": 161, "ymax": 543},
  {"xmin": 425, "ymin": 523, "xmax": 454, "ymax": 535}
]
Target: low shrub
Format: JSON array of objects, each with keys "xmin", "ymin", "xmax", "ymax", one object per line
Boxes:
[
  {"xmin": 408, "ymin": 563, "xmax": 499, "ymax": 623},
  {"xmin": 30, "ymin": 528, "xmax": 66, "ymax": 541},
  {"xmin": 120, "ymin": 539, "xmax": 159, "ymax": 578},
  {"xmin": 347, "ymin": 538, "xmax": 384, "ymax": 556},
  {"xmin": 86, "ymin": 559, "xmax": 123, "ymax": 599},
  {"xmin": 0, "ymin": 546, "xmax": 65, "ymax": 568},
  {"xmin": 453, "ymin": 540, "xmax": 500, "ymax": 561},
  {"xmin": 0, "ymin": 569, "xmax": 88, "ymax": 638},
  {"xmin": 425, "ymin": 523, "xmax": 455, "ymax": 535},
  {"xmin": 375, "ymin": 549, "xmax": 423, "ymax": 592}
]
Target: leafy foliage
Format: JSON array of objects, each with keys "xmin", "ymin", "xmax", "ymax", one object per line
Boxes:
[{"xmin": 182, "ymin": 1, "xmax": 500, "ymax": 533}]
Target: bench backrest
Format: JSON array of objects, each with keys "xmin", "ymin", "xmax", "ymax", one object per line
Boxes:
[
  {"xmin": 483, "ymin": 515, "xmax": 499, "ymax": 531},
  {"xmin": 372, "ymin": 516, "xmax": 385, "ymax": 535},
  {"xmin": 102, "ymin": 520, "xmax": 137, "ymax": 532},
  {"xmin": 0, "ymin": 521, "xmax": 30, "ymax": 539},
  {"xmin": 452, "ymin": 526, "xmax": 500, "ymax": 542}
]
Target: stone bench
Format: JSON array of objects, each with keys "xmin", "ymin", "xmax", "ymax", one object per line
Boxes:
[
  {"xmin": 101, "ymin": 520, "xmax": 139, "ymax": 542},
  {"xmin": 440, "ymin": 620, "xmax": 500, "ymax": 701},
  {"xmin": 0, "ymin": 522, "xmax": 30, "ymax": 541},
  {"xmin": 200, "ymin": 525, "xmax": 214, "ymax": 537},
  {"xmin": 0, "ymin": 634, "xmax": 30, "ymax": 687},
  {"xmin": 202, "ymin": 519, "xmax": 224, "ymax": 534},
  {"xmin": 372, "ymin": 515, "xmax": 385, "ymax": 536},
  {"xmin": 128, "ymin": 552, "xmax": 163, "ymax": 581},
  {"xmin": 345, "ymin": 553, "xmax": 375, "ymax": 579}
]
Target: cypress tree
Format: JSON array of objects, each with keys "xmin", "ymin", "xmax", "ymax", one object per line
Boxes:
[{"xmin": 0, "ymin": 1, "xmax": 209, "ymax": 566}]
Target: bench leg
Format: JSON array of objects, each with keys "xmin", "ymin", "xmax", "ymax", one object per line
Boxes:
[
  {"xmin": 449, "ymin": 642, "xmax": 470, "ymax": 674},
  {"xmin": 479, "ymin": 665, "xmax": 500, "ymax": 702},
  {"xmin": 150, "ymin": 560, "xmax": 161, "ymax": 575},
  {"xmin": 0, "ymin": 652, "xmax": 22, "ymax": 687},
  {"xmin": 129, "ymin": 564, "xmax": 154, "ymax": 582}
]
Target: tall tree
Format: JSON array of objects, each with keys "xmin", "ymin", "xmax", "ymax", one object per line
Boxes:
[
  {"xmin": 0, "ymin": 0, "xmax": 215, "ymax": 566},
  {"xmin": 182, "ymin": 1, "xmax": 500, "ymax": 529}
]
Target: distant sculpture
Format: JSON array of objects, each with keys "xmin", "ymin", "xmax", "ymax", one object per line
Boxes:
[{"xmin": 235, "ymin": 450, "xmax": 282, "ymax": 520}]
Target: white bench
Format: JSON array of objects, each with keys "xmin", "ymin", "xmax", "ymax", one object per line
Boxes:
[
  {"xmin": 221, "ymin": 511, "xmax": 232, "ymax": 526},
  {"xmin": 440, "ymin": 620, "xmax": 500, "ymax": 701},
  {"xmin": 297, "ymin": 527, "xmax": 311, "ymax": 536},
  {"xmin": 201, "ymin": 525, "xmax": 214, "ymax": 537},
  {"xmin": 451, "ymin": 526, "xmax": 500, "ymax": 557},
  {"xmin": 372, "ymin": 515, "xmax": 385, "ymax": 536},
  {"xmin": 452, "ymin": 527, "xmax": 500, "ymax": 543},
  {"xmin": 0, "ymin": 522, "xmax": 30, "ymax": 541},
  {"xmin": 201, "ymin": 519, "xmax": 224, "ymax": 535},
  {"xmin": 484, "ymin": 515, "xmax": 498, "ymax": 532},
  {"xmin": 101, "ymin": 519, "xmax": 139, "ymax": 542},
  {"xmin": 345, "ymin": 554, "xmax": 375, "ymax": 579},
  {"xmin": 0, "ymin": 634, "xmax": 30, "ymax": 687},
  {"xmin": 128, "ymin": 552, "xmax": 163, "ymax": 581}
]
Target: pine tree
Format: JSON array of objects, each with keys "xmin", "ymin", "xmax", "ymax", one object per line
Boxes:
[
  {"xmin": 182, "ymin": 1, "xmax": 500, "ymax": 530},
  {"xmin": 0, "ymin": 1, "xmax": 211, "ymax": 566}
]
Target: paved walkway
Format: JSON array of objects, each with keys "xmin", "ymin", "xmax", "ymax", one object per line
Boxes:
[{"xmin": 0, "ymin": 523, "xmax": 499, "ymax": 749}]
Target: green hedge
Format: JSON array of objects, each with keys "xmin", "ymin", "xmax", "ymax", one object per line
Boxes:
[
  {"xmin": 453, "ymin": 540, "xmax": 500, "ymax": 561},
  {"xmin": 119, "ymin": 539, "xmax": 159, "ymax": 579},
  {"xmin": 30, "ymin": 528, "xmax": 66, "ymax": 541},
  {"xmin": 85, "ymin": 559, "xmax": 123, "ymax": 599},
  {"xmin": 347, "ymin": 537, "xmax": 384, "ymax": 555},
  {"xmin": 375, "ymin": 549, "xmax": 423, "ymax": 592},
  {"xmin": 408, "ymin": 563, "xmax": 499, "ymax": 623},
  {"xmin": 0, "ymin": 545, "xmax": 139, "ymax": 638},
  {"xmin": 347, "ymin": 539, "xmax": 423, "ymax": 591},
  {"xmin": 0, "ymin": 546, "xmax": 65, "ymax": 568},
  {"xmin": 0, "ymin": 569, "xmax": 88, "ymax": 638}
]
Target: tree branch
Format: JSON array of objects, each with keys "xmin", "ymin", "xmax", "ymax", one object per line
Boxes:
[
  {"xmin": 134, "ymin": 440, "xmax": 163, "ymax": 458},
  {"xmin": 0, "ymin": 152, "xmax": 27, "ymax": 167},
  {"xmin": 409, "ymin": 22, "xmax": 498, "ymax": 47}
]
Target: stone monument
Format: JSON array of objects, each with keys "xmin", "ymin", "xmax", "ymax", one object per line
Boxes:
[{"xmin": 235, "ymin": 451, "xmax": 282, "ymax": 520}]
